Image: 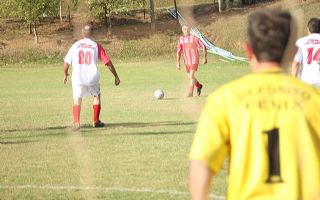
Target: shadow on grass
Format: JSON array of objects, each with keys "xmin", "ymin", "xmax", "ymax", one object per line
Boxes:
[
  {"xmin": 116, "ymin": 130, "xmax": 192, "ymax": 136},
  {"xmin": 0, "ymin": 125, "xmax": 68, "ymax": 133},
  {"xmin": 80, "ymin": 121, "xmax": 196, "ymax": 136},
  {"xmin": 79, "ymin": 121, "xmax": 196, "ymax": 129},
  {"xmin": 107, "ymin": 121, "xmax": 196, "ymax": 128},
  {"xmin": 161, "ymin": 98, "xmax": 178, "ymax": 101},
  {"xmin": 0, "ymin": 121, "xmax": 196, "ymax": 138},
  {"xmin": 80, "ymin": 129, "xmax": 193, "ymax": 136},
  {"xmin": 0, "ymin": 140, "xmax": 37, "ymax": 145},
  {"xmin": 0, "ymin": 126, "xmax": 68, "ymax": 140}
]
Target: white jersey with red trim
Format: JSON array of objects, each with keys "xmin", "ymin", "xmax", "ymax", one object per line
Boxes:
[
  {"xmin": 64, "ymin": 38, "xmax": 110, "ymax": 86},
  {"xmin": 294, "ymin": 33, "xmax": 320, "ymax": 87}
]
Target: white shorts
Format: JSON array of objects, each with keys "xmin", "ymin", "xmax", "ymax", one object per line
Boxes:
[{"xmin": 72, "ymin": 84, "xmax": 100, "ymax": 99}]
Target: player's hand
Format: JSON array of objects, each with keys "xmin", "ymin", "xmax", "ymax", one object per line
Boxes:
[
  {"xmin": 63, "ymin": 74, "xmax": 69, "ymax": 84},
  {"xmin": 176, "ymin": 63, "xmax": 181, "ymax": 70},
  {"xmin": 203, "ymin": 58, "xmax": 207, "ymax": 64},
  {"xmin": 115, "ymin": 76, "xmax": 120, "ymax": 86}
]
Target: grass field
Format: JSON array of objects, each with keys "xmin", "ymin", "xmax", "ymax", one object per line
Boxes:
[{"xmin": 0, "ymin": 58, "xmax": 249, "ymax": 200}]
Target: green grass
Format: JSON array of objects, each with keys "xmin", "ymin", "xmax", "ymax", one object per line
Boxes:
[{"xmin": 0, "ymin": 59, "xmax": 249, "ymax": 199}]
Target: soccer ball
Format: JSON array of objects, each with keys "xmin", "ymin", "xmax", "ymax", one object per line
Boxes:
[{"xmin": 154, "ymin": 89, "xmax": 164, "ymax": 100}]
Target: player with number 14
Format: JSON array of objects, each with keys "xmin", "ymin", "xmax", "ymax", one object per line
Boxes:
[{"xmin": 292, "ymin": 18, "xmax": 320, "ymax": 88}]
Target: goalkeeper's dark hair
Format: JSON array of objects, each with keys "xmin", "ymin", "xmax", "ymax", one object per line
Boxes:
[
  {"xmin": 248, "ymin": 9, "xmax": 292, "ymax": 63},
  {"xmin": 308, "ymin": 18, "xmax": 320, "ymax": 33}
]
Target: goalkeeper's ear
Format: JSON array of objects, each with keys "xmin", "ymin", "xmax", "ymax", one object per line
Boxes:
[
  {"xmin": 244, "ymin": 42, "xmax": 254, "ymax": 61},
  {"xmin": 244, "ymin": 42, "xmax": 258, "ymax": 72},
  {"xmin": 280, "ymin": 15, "xmax": 298, "ymax": 69}
]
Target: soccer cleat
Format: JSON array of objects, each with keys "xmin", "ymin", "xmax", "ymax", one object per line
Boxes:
[
  {"xmin": 72, "ymin": 123, "xmax": 80, "ymax": 132},
  {"xmin": 93, "ymin": 120, "xmax": 105, "ymax": 128},
  {"xmin": 197, "ymin": 84, "xmax": 203, "ymax": 96}
]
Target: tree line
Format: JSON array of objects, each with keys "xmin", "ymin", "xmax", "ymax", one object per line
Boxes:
[{"xmin": 0, "ymin": 0, "xmax": 270, "ymax": 43}]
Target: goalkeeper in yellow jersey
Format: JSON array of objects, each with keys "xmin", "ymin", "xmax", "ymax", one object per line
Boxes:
[{"xmin": 189, "ymin": 9, "xmax": 320, "ymax": 200}]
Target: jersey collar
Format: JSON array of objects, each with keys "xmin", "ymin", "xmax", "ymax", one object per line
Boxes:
[{"xmin": 255, "ymin": 66, "xmax": 284, "ymax": 73}]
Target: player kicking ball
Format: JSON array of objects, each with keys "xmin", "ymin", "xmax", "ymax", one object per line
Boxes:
[
  {"xmin": 177, "ymin": 25, "xmax": 207, "ymax": 97},
  {"xmin": 63, "ymin": 24, "xmax": 120, "ymax": 131}
]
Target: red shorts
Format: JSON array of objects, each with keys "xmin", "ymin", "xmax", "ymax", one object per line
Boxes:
[{"xmin": 185, "ymin": 64, "xmax": 198, "ymax": 73}]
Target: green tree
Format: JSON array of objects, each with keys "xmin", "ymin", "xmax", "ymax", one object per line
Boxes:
[
  {"xmin": 88, "ymin": 0, "xmax": 145, "ymax": 35},
  {"xmin": 59, "ymin": 0, "xmax": 79, "ymax": 23},
  {"xmin": 149, "ymin": 0, "xmax": 155, "ymax": 33},
  {"xmin": 0, "ymin": 0, "xmax": 60, "ymax": 43}
]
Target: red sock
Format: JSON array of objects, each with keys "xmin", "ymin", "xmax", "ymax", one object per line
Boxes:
[
  {"xmin": 93, "ymin": 104, "xmax": 101, "ymax": 123},
  {"xmin": 73, "ymin": 105, "xmax": 81, "ymax": 124},
  {"xmin": 189, "ymin": 85, "xmax": 194, "ymax": 95},
  {"xmin": 195, "ymin": 81, "xmax": 201, "ymax": 88}
]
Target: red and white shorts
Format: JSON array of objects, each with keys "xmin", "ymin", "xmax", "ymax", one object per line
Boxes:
[
  {"xmin": 185, "ymin": 64, "xmax": 198, "ymax": 73},
  {"xmin": 72, "ymin": 84, "xmax": 100, "ymax": 99}
]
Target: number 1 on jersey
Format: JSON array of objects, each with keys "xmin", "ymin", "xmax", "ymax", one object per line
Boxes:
[{"xmin": 264, "ymin": 128, "xmax": 283, "ymax": 183}]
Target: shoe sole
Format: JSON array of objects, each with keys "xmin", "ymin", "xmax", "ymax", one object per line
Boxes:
[
  {"xmin": 93, "ymin": 122, "xmax": 105, "ymax": 128},
  {"xmin": 197, "ymin": 85, "xmax": 203, "ymax": 96}
]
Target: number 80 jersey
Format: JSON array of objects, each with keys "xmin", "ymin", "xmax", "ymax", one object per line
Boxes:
[
  {"xmin": 294, "ymin": 33, "xmax": 320, "ymax": 88},
  {"xmin": 64, "ymin": 38, "xmax": 110, "ymax": 86}
]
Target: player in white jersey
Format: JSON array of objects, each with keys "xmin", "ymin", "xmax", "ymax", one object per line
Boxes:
[
  {"xmin": 64, "ymin": 24, "xmax": 120, "ymax": 131},
  {"xmin": 292, "ymin": 18, "xmax": 320, "ymax": 88}
]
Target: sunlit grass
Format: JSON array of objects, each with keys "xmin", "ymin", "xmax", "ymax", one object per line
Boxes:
[{"xmin": 0, "ymin": 60, "xmax": 249, "ymax": 199}]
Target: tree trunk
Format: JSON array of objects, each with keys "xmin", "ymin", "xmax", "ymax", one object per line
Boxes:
[
  {"xmin": 67, "ymin": 4, "xmax": 71, "ymax": 23},
  {"xmin": 59, "ymin": 0, "xmax": 63, "ymax": 21},
  {"xmin": 29, "ymin": 23, "xmax": 32, "ymax": 34},
  {"xmin": 150, "ymin": 0, "xmax": 155, "ymax": 33},
  {"xmin": 107, "ymin": 10, "xmax": 112, "ymax": 36},
  {"xmin": 33, "ymin": 22, "xmax": 38, "ymax": 43},
  {"xmin": 234, "ymin": 0, "xmax": 242, "ymax": 6},
  {"xmin": 104, "ymin": 7, "xmax": 108, "ymax": 26},
  {"xmin": 218, "ymin": 0, "xmax": 222, "ymax": 12}
]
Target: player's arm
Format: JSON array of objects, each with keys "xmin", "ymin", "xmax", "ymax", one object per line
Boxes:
[
  {"xmin": 63, "ymin": 44, "xmax": 75, "ymax": 84},
  {"xmin": 189, "ymin": 160, "xmax": 212, "ymax": 200},
  {"xmin": 292, "ymin": 44, "xmax": 302, "ymax": 77},
  {"xmin": 291, "ymin": 61, "xmax": 300, "ymax": 77},
  {"xmin": 196, "ymin": 37, "xmax": 207, "ymax": 64},
  {"xmin": 98, "ymin": 44, "xmax": 120, "ymax": 86},
  {"xmin": 189, "ymin": 93, "xmax": 229, "ymax": 199},
  {"xmin": 177, "ymin": 52, "xmax": 181, "ymax": 70},
  {"xmin": 63, "ymin": 63, "xmax": 70, "ymax": 84},
  {"xmin": 176, "ymin": 40, "xmax": 182, "ymax": 70},
  {"xmin": 106, "ymin": 60, "xmax": 120, "ymax": 86},
  {"xmin": 202, "ymin": 47, "xmax": 207, "ymax": 64}
]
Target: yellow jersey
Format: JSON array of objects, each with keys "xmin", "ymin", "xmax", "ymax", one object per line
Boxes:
[{"xmin": 190, "ymin": 67, "xmax": 320, "ymax": 200}]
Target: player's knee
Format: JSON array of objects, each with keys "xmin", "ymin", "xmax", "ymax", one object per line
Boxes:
[{"xmin": 73, "ymin": 98, "xmax": 82, "ymax": 105}]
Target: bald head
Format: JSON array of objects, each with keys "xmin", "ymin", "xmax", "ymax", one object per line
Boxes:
[
  {"xmin": 82, "ymin": 24, "xmax": 93, "ymax": 38},
  {"xmin": 182, "ymin": 25, "xmax": 190, "ymax": 36}
]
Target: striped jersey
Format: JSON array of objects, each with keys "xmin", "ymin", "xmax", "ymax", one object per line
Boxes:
[{"xmin": 177, "ymin": 35, "xmax": 206, "ymax": 66}]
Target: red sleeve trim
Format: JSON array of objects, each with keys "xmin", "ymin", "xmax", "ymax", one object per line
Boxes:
[{"xmin": 98, "ymin": 44, "xmax": 110, "ymax": 65}]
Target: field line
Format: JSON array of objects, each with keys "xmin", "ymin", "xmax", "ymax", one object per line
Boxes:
[{"xmin": 0, "ymin": 184, "xmax": 225, "ymax": 199}]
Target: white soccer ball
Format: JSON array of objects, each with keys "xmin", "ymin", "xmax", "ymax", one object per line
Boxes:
[{"xmin": 154, "ymin": 89, "xmax": 164, "ymax": 100}]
